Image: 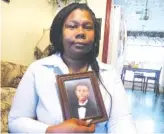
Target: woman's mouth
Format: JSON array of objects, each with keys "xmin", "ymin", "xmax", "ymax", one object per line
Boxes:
[
  {"xmin": 75, "ymin": 43, "xmax": 84, "ymax": 46},
  {"xmin": 73, "ymin": 43, "xmax": 86, "ymax": 49},
  {"xmin": 69, "ymin": 41, "xmax": 92, "ymax": 53}
]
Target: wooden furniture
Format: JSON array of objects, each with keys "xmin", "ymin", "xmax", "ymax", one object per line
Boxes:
[
  {"xmin": 145, "ymin": 67, "xmax": 162, "ymax": 95},
  {"xmin": 122, "ymin": 66, "xmax": 160, "ymax": 94},
  {"xmin": 132, "ymin": 73, "xmax": 146, "ymax": 92}
]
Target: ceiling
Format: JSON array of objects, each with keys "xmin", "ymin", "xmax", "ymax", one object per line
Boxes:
[{"xmin": 114, "ymin": 0, "xmax": 164, "ymax": 31}]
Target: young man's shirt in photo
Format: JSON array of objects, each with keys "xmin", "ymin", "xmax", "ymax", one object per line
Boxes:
[{"xmin": 78, "ymin": 100, "xmax": 88, "ymax": 119}]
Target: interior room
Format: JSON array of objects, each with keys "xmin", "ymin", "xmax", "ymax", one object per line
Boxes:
[
  {"xmin": 113, "ymin": 0, "xmax": 164, "ymax": 133},
  {"xmin": 1, "ymin": 0, "xmax": 164, "ymax": 133}
]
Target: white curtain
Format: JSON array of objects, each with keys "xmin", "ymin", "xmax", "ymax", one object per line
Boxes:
[
  {"xmin": 125, "ymin": 45, "xmax": 164, "ymax": 86},
  {"xmin": 125, "ymin": 45, "xmax": 164, "ymax": 69}
]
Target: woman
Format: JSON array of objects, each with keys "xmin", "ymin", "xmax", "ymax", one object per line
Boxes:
[{"xmin": 8, "ymin": 3, "xmax": 137, "ymax": 133}]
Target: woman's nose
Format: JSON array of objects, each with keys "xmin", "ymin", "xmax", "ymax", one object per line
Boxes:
[{"xmin": 75, "ymin": 27, "xmax": 86, "ymax": 39}]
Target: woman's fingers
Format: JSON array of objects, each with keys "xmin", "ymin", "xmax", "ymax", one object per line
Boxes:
[
  {"xmin": 76, "ymin": 119, "xmax": 92, "ymax": 126},
  {"xmin": 78, "ymin": 124, "xmax": 95, "ymax": 133},
  {"xmin": 88, "ymin": 124, "xmax": 95, "ymax": 132},
  {"xmin": 73, "ymin": 118, "xmax": 95, "ymax": 133},
  {"xmin": 78, "ymin": 119, "xmax": 87, "ymax": 126}
]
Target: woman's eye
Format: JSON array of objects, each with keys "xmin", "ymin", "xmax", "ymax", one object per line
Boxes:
[
  {"xmin": 84, "ymin": 25, "xmax": 93, "ymax": 30},
  {"xmin": 65, "ymin": 24, "xmax": 77, "ymax": 29}
]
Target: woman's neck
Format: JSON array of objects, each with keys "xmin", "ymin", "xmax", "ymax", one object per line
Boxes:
[{"xmin": 62, "ymin": 54, "xmax": 88, "ymax": 73}]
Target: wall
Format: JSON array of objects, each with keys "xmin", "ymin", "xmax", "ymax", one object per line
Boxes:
[
  {"xmin": 114, "ymin": 0, "xmax": 164, "ymax": 31},
  {"xmin": 162, "ymin": 57, "xmax": 164, "ymax": 88},
  {"xmin": 108, "ymin": 5, "xmax": 121, "ymax": 67},
  {"xmin": 1, "ymin": 0, "xmax": 107, "ymax": 65},
  {"xmin": 1, "ymin": 0, "xmax": 55, "ymax": 65},
  {"xmin": 87, "ymin": 0, "xmax": 107, "ymax": 61},
  {"xmin": 107, "ymin": 5, "xmax": 127, "ymax": 75}
]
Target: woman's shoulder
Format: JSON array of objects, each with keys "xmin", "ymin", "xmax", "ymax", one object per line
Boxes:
[
  {"xmin": 28, "ymin": 54, "xmax": 61, "ymax": 70},
  {"xmin": 31, "ymin": 54, "xmax": 61, "ymax": 67}
]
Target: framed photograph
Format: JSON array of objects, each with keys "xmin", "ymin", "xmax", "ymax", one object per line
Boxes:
[{"xmin": 56, "ymin": 71, "xmax": 108, "ymax": 124}]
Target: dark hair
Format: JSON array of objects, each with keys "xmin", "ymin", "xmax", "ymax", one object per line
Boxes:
[{"xmin": 50, "ymin": 3, "xmax": 101, "ymax": 78}]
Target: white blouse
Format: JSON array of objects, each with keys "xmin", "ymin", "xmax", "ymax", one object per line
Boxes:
[{"xmin": 8, "ymin": 53, "xmax": 137, "ymax": 133}]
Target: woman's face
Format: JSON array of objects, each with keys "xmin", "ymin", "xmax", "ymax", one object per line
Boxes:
[{"xmin": 62, "ymin": 9, "xmax": 95, "ymax": 58}]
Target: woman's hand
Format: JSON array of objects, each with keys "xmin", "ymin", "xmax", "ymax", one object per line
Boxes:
[{"xmin": 46, "ymin": 118, "xmax": 95, "ymax": 133}]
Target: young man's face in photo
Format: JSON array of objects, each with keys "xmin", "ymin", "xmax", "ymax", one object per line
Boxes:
[{"xmin": 75, "ymin": 85, "xmax": 89, "ymax": 103}]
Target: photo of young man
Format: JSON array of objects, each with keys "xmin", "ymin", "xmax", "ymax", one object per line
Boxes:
[{"xmin": 71, "ymin": 84, "xmax": 100, "ymax": 119}]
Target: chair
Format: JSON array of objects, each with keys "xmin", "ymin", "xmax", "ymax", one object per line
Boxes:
[
  {"xmin": 121, "ymin": 65, "xmax": 129, "ymax": 85},
  {"xmin": 132, "ymin": 72, "xmax": 146, "ymax": 92},
  {"xmin": 145, "ymin": 67, "xmax": 162, "ymax": 95}
]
